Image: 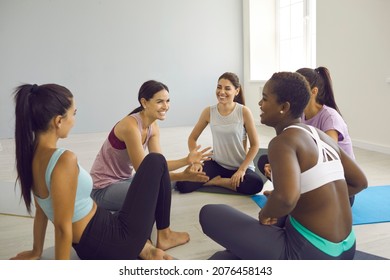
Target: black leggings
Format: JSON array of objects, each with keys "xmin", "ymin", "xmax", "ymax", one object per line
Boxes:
[
  {"xmin": 176, "ymin": 160, "xmax": 264, "ymax": 195},
  {"xmin": 199, "ymin": 204, "xmax": 356, "ymax": 260},
  {"xmin": 73, "ymin": 153, "xmax": 171, "ymax": 260}
]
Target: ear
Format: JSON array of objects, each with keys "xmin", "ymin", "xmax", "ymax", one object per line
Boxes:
[
  {"xmin": 280, "ymin": 102, "xmax": 291, "ymax": 114},
  {"xmin": 140, "ymin": 98, "xmax": 147, "ymax": 109},
  {"xmin": 235, "ymin": 87, "xmax": 241, "ymax": 96},
  {"xmin": 54, "ymin": 115, "xmax": 62, "ymax": 129},
  {"xmin": 311, "ymin": 87, "xmax": 319, "ymax": 96}
]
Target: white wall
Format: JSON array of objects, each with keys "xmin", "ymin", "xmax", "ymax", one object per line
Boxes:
[
  {"xmin": 0, "ymin": 0, "xmax": 243, "ymax": 138},
  {"xmin": 316, "ymin": 0, "xmax": 390, "ymax": 153},
  {"xmin": 244, "ymin": 0, "xmax": 390, "ymax": 154}
]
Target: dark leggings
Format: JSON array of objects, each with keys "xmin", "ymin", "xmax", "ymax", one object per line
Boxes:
[
  {"xmin": 199, "ymin": 204, "xmax": 356, "ymax": 260},
  {"xmin": 176, "ymin": 160, "xmax": 264, "ymax": 195},
  {"xmin": 73, "ymin": 153, "xmax": 171, "ymax": 260}
]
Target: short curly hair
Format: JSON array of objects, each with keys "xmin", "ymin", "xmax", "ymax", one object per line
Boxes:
[{"xmin": 267, "ymin": 72, "xmax": 311, "ymax": 118}]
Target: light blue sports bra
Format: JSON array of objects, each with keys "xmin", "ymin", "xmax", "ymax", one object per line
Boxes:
[
  {"xmin": 35, "ymin": 148, "xmax": 94, "ymax": 223},
  {"xmin": 285, "ymin": 125, "xmax": 345, "ymax": 194}
]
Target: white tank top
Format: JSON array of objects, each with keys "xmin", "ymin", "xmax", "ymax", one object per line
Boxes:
[{"xmin": 210, "ymin": 103, "xmax": 254, "ymax": 171}]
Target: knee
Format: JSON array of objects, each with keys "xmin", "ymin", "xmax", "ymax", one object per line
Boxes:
[{"xmin": 144, "ymin": 153, "xmax": 167, "ymax": 167}]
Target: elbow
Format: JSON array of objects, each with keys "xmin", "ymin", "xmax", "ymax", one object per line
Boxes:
[{"xmin": 54, "ymin": 222, "xmax": 73, "ymax": 240}]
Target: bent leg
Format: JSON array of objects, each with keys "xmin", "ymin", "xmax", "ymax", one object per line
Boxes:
[
  {"xmin": 236, "ymin": 169, "xmax": 264, "ymax": 195},
  {"xmin": 90, "ymin": 178, "xmax": 133, "ymax": 211},
  {"xmin": 199, "ymin": 204, "xmax": 285, "ymax": 260}
]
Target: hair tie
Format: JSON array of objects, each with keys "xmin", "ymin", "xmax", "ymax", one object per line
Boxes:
[{"xmin": 31, "ymin": 84, "xmax": 38, "ymax": 93}]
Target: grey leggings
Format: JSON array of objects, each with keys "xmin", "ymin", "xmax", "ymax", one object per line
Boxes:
[
  {"xmin": 91, "ymin": 179, "xmax": 133, "ymax": 211},
  {"xmin": 199, "ymin": 204, "xmax": 356, "ymax": 260}
]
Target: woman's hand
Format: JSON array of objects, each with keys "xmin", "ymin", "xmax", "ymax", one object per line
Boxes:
[
  {"xmin": 190, "ymin": 162, "xmax": 203, "ymax": 173},
  {"xmin": 231, "ymin": 169, "xmax": 245, "ymax": 189},
  {"xmin": 187, "ymin": 145, "xmax": 213, "ymax": 165},
  {"xmin": 10, "ymin": 250, "xmax": 41, "ymax": 260},
  {"xmin": 258, "ymin": 211, "xmax": 278, "ymax": 225},
  {"xmin": 182, "ymin": 165, "xmax": 209, "ymax": 183}
]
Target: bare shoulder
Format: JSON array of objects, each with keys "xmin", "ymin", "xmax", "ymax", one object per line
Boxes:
[
  {"xmin": 56, "ymin": 150, "xmax": 78, "ymax": 167},
  {"xmin": 241, "ymin": 105, "xmax": 252, "ymax": 114},
  {"xmin": 115, "ymin": 115, "xmax": 139, "ymax": 139}
]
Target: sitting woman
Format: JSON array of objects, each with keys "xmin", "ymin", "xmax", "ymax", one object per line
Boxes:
[
  {"xmin": 199, "ymin": 72, "xmax": 367, "ymax": 260},
  {"xmin": 258, "ymin": 66, "xmax": 356, "ymax": 205},
  {"xmin": 176, "ymin": 72, "xmax": 264, "ymax": 195},
  {"xmin": 11, "ymin": 83, "xmax": 182, "ymax": 259}
]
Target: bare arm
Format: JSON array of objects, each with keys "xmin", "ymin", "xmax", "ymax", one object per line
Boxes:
[
  {"xmin": 231, "ymin": 106, "xmax": 260, "ymax": 187},
  {"xmin": 339, "ymin": 147, "xmax": 368, "ymax": 196},
  {"xmin": 325, "ymin": 129, "xmax": 339, "ymax": 143},
  {"xmin": 188, "ymin": 107, "xmax": 210, "ymax": 151},
  {"xmin": 51, "ymin": 151, "xmax": 78, "ymax": 260},
  {"xmin": 258, "ymin": 138, "xmax": 300, "ymax": 225},
  {"xmin": 10, "ymin": 201, "xmax": 48, "ymax": 260}
]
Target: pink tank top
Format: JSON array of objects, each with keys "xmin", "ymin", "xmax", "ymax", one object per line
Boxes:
[{"xmin": 90, "ymin": 112, "xmax": 152, "ymax": 189}]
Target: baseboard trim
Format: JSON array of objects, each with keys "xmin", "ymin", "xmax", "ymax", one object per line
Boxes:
[{"xmin": 353, "ymin": 139, "xmax": 390, "ymax": 155}]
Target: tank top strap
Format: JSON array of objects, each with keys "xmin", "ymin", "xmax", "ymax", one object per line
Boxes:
[
  {"xmin": 129, "ymin": 112, "xmax": 153, "ymax": 146},
  {"xmin": 45, "ymin": 148, "xmax": 66, "ymax": 190}
]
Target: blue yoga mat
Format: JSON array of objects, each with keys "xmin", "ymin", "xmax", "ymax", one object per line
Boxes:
[{"xmin": 251, "ymin": 185, "xmax": 390, "ymax": 226}]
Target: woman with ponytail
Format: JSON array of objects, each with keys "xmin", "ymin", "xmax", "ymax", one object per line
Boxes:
[
  {"xmin": 11, "ymin": 83, "xmax": 180, "ymax": 259},
  {"xmin": 90, "ymin": 80, "xmax": 212, "ymax": 250},
  {"xmin": 296, "ymin": 66, "xmax": 355, "ymax": 159}
]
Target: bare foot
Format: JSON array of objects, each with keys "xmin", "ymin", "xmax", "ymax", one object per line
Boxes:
[
  {"xmin": 204, "ymin": 176, "xmax": 236, "ymax": 191},
  {"xmin": 157, "ymin": 228, "xmax": 190, "ymax": 251},
  {"xmin": 139, "ymin": 240, "xmax": 173, "ymax": 260}
]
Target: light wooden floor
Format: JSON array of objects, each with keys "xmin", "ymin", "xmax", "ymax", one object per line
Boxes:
[{"xmin": 1, "ymin": 125, "xmax": 390, "ymax": 260}]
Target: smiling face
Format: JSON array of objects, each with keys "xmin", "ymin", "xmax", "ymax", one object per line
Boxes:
[
  {"xmin": 142, "ymin": 89, "xmax": 170, "ymax": 121},
  {"xmin": 216, "ymin": 78, "xmax": 239, "ymax": 105},
  {"xmin": 258, "ymin": 81, "xmax": 283, "ymax": 127}
]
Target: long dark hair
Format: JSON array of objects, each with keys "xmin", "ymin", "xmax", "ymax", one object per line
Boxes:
[
  {"xmin": 13, "ymin": 83, "xmax": 73, "ymax": 214},
  {"xmin": 296, "ymin": 67, "xmax": 341, "ymax": 115},
  {"xmin": 218, "ymin": 72, "xmax": 245, "ymax": 105},
  {"xmin": 129, "ymin": 80, "xmax": 169, "ymax": 115},
  {"xmin": 268, "ymin": 72, "xmax": 311, "ymax": 119}
]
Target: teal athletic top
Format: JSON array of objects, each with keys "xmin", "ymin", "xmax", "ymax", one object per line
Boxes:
[
  {"xmin": 35, "ymin": 148, "xmax": 94, "ymax": 223},
  {"xmin": 290, "ymin": 216, "xmax": 355, "ymax": 257}
]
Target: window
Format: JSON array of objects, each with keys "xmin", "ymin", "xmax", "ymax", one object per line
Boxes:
[{"xmin": 247, "ymin": 0, "xmax": 316, "ymax": 81}]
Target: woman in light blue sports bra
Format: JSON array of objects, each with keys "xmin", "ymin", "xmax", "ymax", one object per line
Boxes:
[
  {"xmin": 200, "ymin": 72, "xmax": 368, "ymax": 259},
  {"xmin": 11, "ymin": 83, "xmax": 179, "ymax": 260}
]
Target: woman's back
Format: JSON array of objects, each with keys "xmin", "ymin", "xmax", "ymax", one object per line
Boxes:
[{"xmin": 271, "ymin": 125, "xmax": 352, "ymax": 242}]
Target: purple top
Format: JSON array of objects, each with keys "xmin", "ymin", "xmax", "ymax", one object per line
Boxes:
[
  {"xmin": 302, "ymin": 105, "xmax": 355, "ymax": 159},
  {"xmin": 90, "ymin": 112, "xmax": 153, "ymax": 189}
]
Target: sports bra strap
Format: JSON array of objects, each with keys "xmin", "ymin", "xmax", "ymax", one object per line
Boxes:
[{"xmin": 284, "ymin": 125, "xmax": 340, "ymax": 163}]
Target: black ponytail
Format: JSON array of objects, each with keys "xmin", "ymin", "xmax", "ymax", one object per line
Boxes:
[{"xmin": 13, "ymin": 83, "xmax": 73, "ymax": 214}]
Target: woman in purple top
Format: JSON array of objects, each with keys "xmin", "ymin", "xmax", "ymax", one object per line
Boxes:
[
  {"xmin": 90, "ymin": 80, "xmax": 212, "ymax": 251},
  {"xmin": 297, "ymin": 67, "xmax": 355, "ymax": 159}
]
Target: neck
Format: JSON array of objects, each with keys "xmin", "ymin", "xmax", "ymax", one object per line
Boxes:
[
  {"xmin": 274, "ymin": 118, "xmax": 301, "ymax": 135},
  {"xmin": 139, "ymin": 110, "xmax": 155, "ymax": 128},
  {"xmin": 35, "ymin": 131, "xmax": 59, "ymax": 150},
  {"xmin": 303, "ymin": 102, "xmax": 323, "ymax": 120},
  {"xmin": 217, "ymin": 102, "xmax": 236, "ymax": 115}
]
